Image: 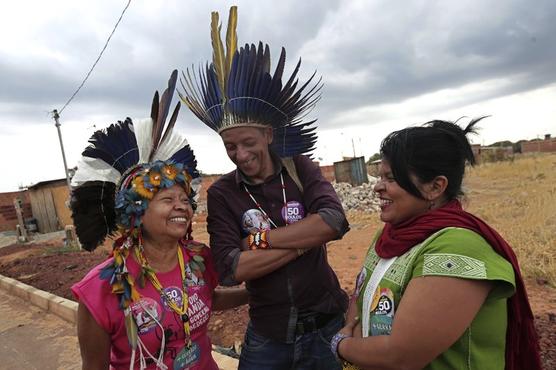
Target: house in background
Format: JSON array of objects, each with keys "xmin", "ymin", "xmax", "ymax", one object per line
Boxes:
[
  {"xmin": 27, "ymin": 178, "xmax": 72, "ymax": 233},
  {"xmin": 0, "ymin": 190, "xmax": 32, "ymax": 232},
  {"xmin": 521, "ymin": 134, "xmax": 556, "ymax": 153},
  {"xmin": 471, "ymin": 143, "xmax": 514, "ymax": 163},
  {"xmin": 333, "ymin": 156, "xmax": 368, "ymax": 186}
]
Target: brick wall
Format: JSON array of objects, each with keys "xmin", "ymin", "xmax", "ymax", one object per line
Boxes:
[
  {"xmin": 319, "ymin": 165, "xmax": 336, "ymax": 183},
  {"xmin": 197, "ymin": 175, "xmax": 221, "ymax": 205},
  {"xmin": 521, "ymin": 138, "xmax": 556, "ymax": 153},
  {"xmin": 0, "ymin": 190, "xmax": 32, "ymax": 232}
]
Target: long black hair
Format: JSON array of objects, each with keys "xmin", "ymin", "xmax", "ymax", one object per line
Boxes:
[{"xmin": 380, "ymin": 117, "xmax": 487, "ymax": 200}]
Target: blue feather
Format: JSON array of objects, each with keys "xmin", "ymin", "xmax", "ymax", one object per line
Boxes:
[
  {"xmin": 180, "ymin": 39, "xmax": 321, "ymax": 157},
  {"xmin": 82, "ymin": 119, "xmax": 139, "ymax": 173},
  {"xmin": 169, "ymin": 145, "xmax": 199, "ymax": 178},
  {"xmin": 100, "ymin": 264, "xmax": 116, "ymax": 281}
]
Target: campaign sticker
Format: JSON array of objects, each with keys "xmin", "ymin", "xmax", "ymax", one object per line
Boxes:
[
  {"xmin": 174, "ymin": 342, "xmax": 201, "ymax": 369},
  {"xmin": 241, "ymin": 209, "xmax": 271, "ymax": 234},
  {"xmin": 185, "ymin": 262, "xmax": 205, "ymax": 287},
  {"xmin": 130, "ymin": 297, "xmax": 162, "ymax": 334},
  {"xmin": 373, "ymin": 288, "xmax": 395, "ymax": 317},
  {"xmin": 161, "ymin": 286, "xmax": 184, "ymax": 312},
  {"xmin": 281, "ymin": 201, "xmax": 305, "ymax": 224}
]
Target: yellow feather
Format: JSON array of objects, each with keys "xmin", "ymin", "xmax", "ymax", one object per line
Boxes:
[
  {"xmin": 131, "ymin": 287, "xmax": 141, "ymax": 302},
  {"xmin": 210, "ymin": 11, "xmax": 226, "ymax": 95},
  {"xmin": 225, "ymin": 6, "xmax": 238, "ymax": 88},
  {"xmin": 125, "ymin": 311, "xmax": 138, "ymax": 349},
  {"xmin": 112, "ymin": 282, "xmax": 124, "ymax": 294}
]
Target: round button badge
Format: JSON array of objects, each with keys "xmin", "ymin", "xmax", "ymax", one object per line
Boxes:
[{"xmin": 281, "ymin": 201, "xmax": 305, "ymax": 224}]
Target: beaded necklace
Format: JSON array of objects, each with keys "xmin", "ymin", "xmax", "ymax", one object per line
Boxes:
[
  {"xmin": 243, "ymin": 172, "xmax": 288, "ymax": 228},
  {"xmin": 134, "ymin": 244, "xmax": 191, "ymax": 347}
]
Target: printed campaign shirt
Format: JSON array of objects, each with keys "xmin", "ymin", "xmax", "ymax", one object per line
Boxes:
[{"xmin": 72, "ymin": 241, "xmax": 219, "ymax": 370}]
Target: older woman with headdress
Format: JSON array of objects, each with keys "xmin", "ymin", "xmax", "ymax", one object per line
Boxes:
[
  {"xmin": 70, "ymin": 71, "xmax": 247, "ymax": 370},
  {"xmin": 330, "ymin": 118, "xmax": 541, "ymax": 370}
]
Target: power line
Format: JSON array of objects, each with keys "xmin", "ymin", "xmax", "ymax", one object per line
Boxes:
[{"xmin": 58, "ymin": 0, "xmax": 132, "ymax": 114}]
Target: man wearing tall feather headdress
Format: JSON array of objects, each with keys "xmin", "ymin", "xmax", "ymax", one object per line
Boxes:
[{"xmin": 180, "ymin": 7, "xmax": 349, "ymax": 369}]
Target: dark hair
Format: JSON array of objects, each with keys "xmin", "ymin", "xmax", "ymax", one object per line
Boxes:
[{"xmin": 380, "ymin": 117, "xmax": 486, "ymax": 200}]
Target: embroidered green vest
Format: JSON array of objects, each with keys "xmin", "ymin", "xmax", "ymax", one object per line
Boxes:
[{"xmin": 355, "ymin": 227, "xmax": 516, "ymax": 370}]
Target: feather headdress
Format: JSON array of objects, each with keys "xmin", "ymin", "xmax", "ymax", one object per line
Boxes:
[
  {"xmin": 179, "ymin": 6, "xmax": 321, "ymax": 157},
  {"xmin": 71, "ymin": 70, "xmax": 200, "ymax": 251}
]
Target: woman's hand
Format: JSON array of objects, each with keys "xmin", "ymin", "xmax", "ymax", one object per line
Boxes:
[
  {"xmin": 353, "ymin": 320, "xmax": 362, "ymax": 338},
  {"xmin": 339, "ymin": 315, "xmax": 360, "ymax": 337},
  {"xmin": 341, "ymin": 291, "xmax": 360, "ymax": 337},
  {"xmin": 337, "ymin": 276, "xmax": 493, "ymax": 370}
]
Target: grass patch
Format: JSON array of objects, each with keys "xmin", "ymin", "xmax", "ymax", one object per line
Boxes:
[
  {"xmin": 464, "ymin": 153, "xmax": 556, "ymax": 285},
  {"xmin": 44, "ymin": 245, "xmax": 82, "ymax": 256}
]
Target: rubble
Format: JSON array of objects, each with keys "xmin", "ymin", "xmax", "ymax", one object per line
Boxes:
[
  {"xmin": 333, "ymin": 176, "xmax": 380, "ymax": 212},
  {"xmin": 195, "ymin": 176, "xmax": 381, "ymax": 214}
]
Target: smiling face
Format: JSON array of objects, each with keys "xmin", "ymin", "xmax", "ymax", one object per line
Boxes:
[
  {"xmin": 373, "ymin": 160, "xmax": 431, "ymax": 225},
  {"xmin": 141, "ymin": 184, "xmax": 193, "ymax": 242},
  {"xmin": 220, "ymin": 126, "xmax": 275, "ymax": 184}
]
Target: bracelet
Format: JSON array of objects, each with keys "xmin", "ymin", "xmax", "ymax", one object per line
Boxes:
[
  {"xmin": 248, "ymin": 231, "xmax": 271, "ymax": 250},
  {"xmin": 330, "ymin": 332, "xmax": 350, "ymax": 362}
]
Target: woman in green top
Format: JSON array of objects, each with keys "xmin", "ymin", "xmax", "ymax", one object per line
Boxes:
[{"xmin": 330, "ymin": 118, "xmax": 541, "ymax": 370}]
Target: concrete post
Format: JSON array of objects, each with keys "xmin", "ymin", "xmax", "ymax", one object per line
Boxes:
[{"xmin": 13, "ymin": 198, "xmax": 28, "ymax": 242}]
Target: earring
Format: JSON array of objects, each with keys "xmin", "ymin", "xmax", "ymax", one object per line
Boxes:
[{"xmin": 428, "ymin": 200, "xmax": 435, "ymax": 210}]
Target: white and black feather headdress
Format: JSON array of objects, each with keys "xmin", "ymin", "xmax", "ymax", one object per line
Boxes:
[{"xmin": 71, "ymin": 70, "xmax": 200, "ymax": 251}]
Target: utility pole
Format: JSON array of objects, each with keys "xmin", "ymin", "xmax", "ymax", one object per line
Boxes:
[
  {"xmin": 352, "ymin": 138, "xmax": 356, "ymax": 158},
  {"xmin": 52, "ymin": 109, "xmax": 72, "ymax": 192}
]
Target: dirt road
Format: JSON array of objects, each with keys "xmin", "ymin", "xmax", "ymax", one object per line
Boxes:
[{"xmin": 0, "ymin": 288, "xmax": 81, "ymax": 369}]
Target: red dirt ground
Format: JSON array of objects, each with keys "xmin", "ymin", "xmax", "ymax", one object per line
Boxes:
[{"xmin": 1, "ymin": 217, "xmax": 554, "ymax": 368}]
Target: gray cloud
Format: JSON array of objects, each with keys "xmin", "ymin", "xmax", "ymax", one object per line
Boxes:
[
  {"xmin": 1, "ymin": 0, "xmax": 556, "ymax": 190},
  {"xmin": 302, "ymin": 0, "xmax": 556, "ymax": 125}
]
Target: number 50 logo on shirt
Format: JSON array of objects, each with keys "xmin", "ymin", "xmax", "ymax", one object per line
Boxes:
[
  {"xmin": 281, "ymin": 201, "xmax": 305, "ymax": 224},
  {"xmin": 370, "ymin": 287, "xmax": 395, "ymax": 336}
]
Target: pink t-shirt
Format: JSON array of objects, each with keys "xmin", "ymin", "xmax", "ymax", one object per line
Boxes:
[{"xmin": 72, "ymin": 240, "xmax": 219, "ymax": 370}]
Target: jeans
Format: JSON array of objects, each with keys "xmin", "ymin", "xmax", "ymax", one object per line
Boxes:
[{"xmin": 238, "ymin": 314, "xmax": 344, "ymax": 370}]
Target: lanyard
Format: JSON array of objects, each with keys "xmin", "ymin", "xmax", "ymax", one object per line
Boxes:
[
  {"xmin": 243, "ymin": 172, "xmax": 288, "ymax": 228},
  {"xmin": 135, "ymin": 245, "xmax": 191, "ymax": 347}
]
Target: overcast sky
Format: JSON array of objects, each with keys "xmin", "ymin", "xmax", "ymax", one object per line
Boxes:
[{"xmin": 1, "ymin": 0, "xmax": 555, "ymax": 192}]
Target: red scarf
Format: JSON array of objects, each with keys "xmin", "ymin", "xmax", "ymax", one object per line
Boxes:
[{"xmin": 375, "ymin": 199, "xmax": 541, "ymax": 370}]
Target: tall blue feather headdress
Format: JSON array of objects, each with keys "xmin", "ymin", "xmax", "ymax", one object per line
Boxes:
[
  {"xmin": 70, "ymin": 70, "xmax": 200, "ymax": 251},
  {"xmin": 179, "ymin": 6, "xmax": 321, "ymax": 157}
]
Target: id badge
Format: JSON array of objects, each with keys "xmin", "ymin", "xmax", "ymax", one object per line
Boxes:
[{"xmin": 174, "ymin": 342, "xmax": 200, "ymax": 369}]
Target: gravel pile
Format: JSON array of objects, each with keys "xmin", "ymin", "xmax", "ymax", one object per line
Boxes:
[
  {"xmin": 333, "ymin": 176, "xmax": 380, "ymax": 212},
  {"xmin": 196, "ymin": 176, "xmax": 381, "ymax": 214},
  {"xmin": 195, "ymin": 202, "xmax": 207, "ymax": 215}
]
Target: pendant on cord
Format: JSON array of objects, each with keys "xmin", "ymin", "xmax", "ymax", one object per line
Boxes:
[{"xmin": 174, "ymin": 341, "xmax": 201, "ymax": 369}]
